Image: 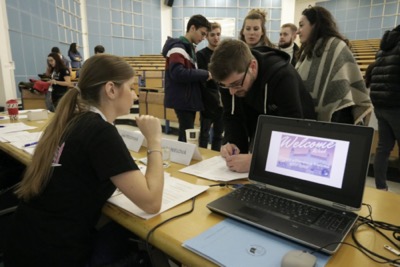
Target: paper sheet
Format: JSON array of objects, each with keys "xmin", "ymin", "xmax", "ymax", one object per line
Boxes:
[
  {"xmin": 0, "ymin": 122, "xmax": 36, "ymax": 135},
  {"xmin": 179, "ymin": 156, "xmax": 249, "ymax": 182},
  {"xmin": 108, "ymin": 169, "xmax": 209, "ymax": 220}
]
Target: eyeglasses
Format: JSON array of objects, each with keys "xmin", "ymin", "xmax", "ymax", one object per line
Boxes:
[{"xmin": 218, "ymin": 61, "xmax": 251, "ymax": 89}]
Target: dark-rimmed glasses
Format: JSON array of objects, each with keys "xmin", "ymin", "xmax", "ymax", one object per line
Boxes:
[{"xmin": 218, "ymin": 61, "xmax": 251, "ymax": 89}]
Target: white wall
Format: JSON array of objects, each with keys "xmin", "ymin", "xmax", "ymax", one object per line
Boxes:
[
  {"xmin": 160, "ymin": 0, "xmax": 172, "ymax": 51},
  {"xmin": 0, "ymin": 0, "xmax": 16, "ymax": 108}
]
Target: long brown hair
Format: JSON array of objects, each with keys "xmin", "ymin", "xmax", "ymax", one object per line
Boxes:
[
  {"xmin": 16, "ymin": 54, "xmax": 134, "ymax": 201},
  {"xmin": 239, "ymin": 9, "xmax": 274, "ymax": 48},
  {"xmin": 298, "ymin": 6, "xmax": 349, "ymax": 62}
]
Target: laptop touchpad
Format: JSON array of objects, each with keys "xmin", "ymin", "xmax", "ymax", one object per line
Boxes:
[{"xmin": 234, "ymin": 207, "xmax": 262, "ymax": 222}]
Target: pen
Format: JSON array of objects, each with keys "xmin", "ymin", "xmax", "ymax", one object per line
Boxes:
[
  {"xmin": 0, "ymin": 125, "xmax": 5, "ymax": 128},
  {"xmin": 24, "ymin": 142, "xmax": 38, "ymax": 147},
  {"xmin": 232, "ymin": 147, "xmax": 237, "ymax": 155}
]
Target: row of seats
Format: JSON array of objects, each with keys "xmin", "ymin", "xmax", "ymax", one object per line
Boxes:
[{"xmin": 349, "ymin": 38, "xmax": 380, "ymax": 75}]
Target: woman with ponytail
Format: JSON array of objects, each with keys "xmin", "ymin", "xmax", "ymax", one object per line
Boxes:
[{"xmin": 5, "ymin": 54, "xmax": 164, "ymax": 266}]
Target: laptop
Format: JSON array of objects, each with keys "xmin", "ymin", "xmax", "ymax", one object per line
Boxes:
[{"xmin": 207, "ymin": 115, "xmax": 374, "ymax": 254}]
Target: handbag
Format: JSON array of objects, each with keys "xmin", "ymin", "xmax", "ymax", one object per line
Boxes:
[{"xmin": 29, "ymin": 79, "xmax": 51, "ymax": 94}]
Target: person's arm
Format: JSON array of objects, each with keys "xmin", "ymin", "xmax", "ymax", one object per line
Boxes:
[
  {"xmin": 50, "ymin": 69, "xmax": 73, "ymax": 87},
  {"xmin": 111, "ymin": 115, "xmax": 164, "ymax": 214},
  {"xmin": 168, "ymin": 51, "xmax": 209, "ymax": 82},
  {"xmin": 219, "ymin": 89, "xmax": 250, "ymax": 152}
]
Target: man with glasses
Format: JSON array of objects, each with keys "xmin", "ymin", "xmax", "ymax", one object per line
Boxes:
[
  {"xmin": 196, "ymin": 22, "xmax": 224, "ymax": 151},
  {"xmin": 162, "ymin": 14, "xmax": 212, "ymax": 142},
  {"xmin": 209, "ymin": 39, "xmax": 316, "ymax": 173}
]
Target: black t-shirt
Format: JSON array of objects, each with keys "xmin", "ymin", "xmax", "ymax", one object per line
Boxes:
[{"xmin": 5, "ymin": 112, "xmax": 139, "ymax": 266}]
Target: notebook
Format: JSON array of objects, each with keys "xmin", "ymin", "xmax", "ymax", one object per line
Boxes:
[{"xmin": 207, "ymin": 115, "xmax": 374, "ymax": 254}]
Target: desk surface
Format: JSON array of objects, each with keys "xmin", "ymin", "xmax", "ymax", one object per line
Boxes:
[
  {"xmin": 1, "ymin": 117, "xmax": 399, "ymax": 267},
  {"xmin": 103, "ymin": 147, "xmax": 400, "ymax": 267}
]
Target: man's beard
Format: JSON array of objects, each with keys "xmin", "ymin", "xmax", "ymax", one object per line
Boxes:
[{"xmin": 279, "ymin": 41, "xmax": 292, "ymax": 49}]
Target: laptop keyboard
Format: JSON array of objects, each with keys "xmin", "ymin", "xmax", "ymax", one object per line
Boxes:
[{"xmin": 229, "ymin": 185, "xmax": 352, "ymax": 234}]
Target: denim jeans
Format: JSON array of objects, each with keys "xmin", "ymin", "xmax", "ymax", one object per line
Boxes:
[
  {"xmin": 373, "ymin": 108, "xmax": 400, "ymax": 189},
  {"xmin": 174, "ymin": 109, "xmax": 196, "ymax": 142},
  {"xmin": 45, "ymin": 91, "xmax": 55, "ymax": 112},
  {"xmin": 199, "ymin": 113, "xmax": 224, "ymax": 151}
]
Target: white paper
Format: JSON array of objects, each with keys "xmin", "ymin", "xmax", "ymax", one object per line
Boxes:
[
  {"xmin": 0, "ymin": 122, "xmax": 36, "ymax": 135},
  {"xmin": 108, "ymin": 171, "xmax": 209, "ymax": 220},
  {"xmin": 1, "ymin": 131, "xmax": 42, "ymax": 143},
  {"xmin": 117, "ymin": 128, "xmax": 145, "ymax": 152},
  {"xmin": 180, "ymin": 156, "xmax": 249, "ymax": 182},
  {"xmin": 8, "ymin": 132, "xmax": 43, "ymax": 149}
]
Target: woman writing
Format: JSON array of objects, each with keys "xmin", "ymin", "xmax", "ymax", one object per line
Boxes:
[
  {"xmin": 295, "ymin": 6, "xmax": 372, "ymax": 124},
  {"xmin": 45, "ymin": 52, "xmax": 72, "ymax": 110},
  {"xmin": 5, "ymin": 54, "xmax": 164, "ymax": 266}
]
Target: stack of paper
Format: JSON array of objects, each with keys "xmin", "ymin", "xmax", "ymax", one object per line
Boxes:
[{"xmin": 108, "ymin": 168, "xmax": 209, "ymax": 219}]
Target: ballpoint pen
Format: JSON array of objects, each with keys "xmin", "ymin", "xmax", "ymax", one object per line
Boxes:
[{"xmin": 24, "ymin": 141, "xmax": 38, "ymax": 147}]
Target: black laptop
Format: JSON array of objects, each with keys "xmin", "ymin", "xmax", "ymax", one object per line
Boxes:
[{"xmin": 207, "ymin": 115, "xmax": 374, "ymax": 254}]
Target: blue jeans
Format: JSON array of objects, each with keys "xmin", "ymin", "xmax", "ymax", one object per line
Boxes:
[
  {"xmin": 174, "ymin": 109, "xmax": 196, "ymax": 142},
  {"xmin": 373, "ymin": 108, "xmax": 400, "ymax": 189},
  {"xmin": 199, "ymin": 113, "xmax": 224, "ymax": 151}
]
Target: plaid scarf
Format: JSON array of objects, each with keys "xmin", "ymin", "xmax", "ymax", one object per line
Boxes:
[{"xmin": 296, "ymin": 37, "xmax": 373, "ymax": 124}]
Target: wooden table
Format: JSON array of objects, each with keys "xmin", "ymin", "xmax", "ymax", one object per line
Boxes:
[
  {"xmin": 1, "ymin": 118, "xmax": 399, "ymax": 267},
  {"xmin": 102, "ymin": 147, "xmax": 400, "ymax": 267}
]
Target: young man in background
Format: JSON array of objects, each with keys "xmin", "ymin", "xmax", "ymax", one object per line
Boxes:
[
  {"xmin": 162, "ymin": 15, "xmax": 212, "ymax": 142},
  {"xmin": 196, "ymin": 22, "xmax": 224, "ymax": 151}
]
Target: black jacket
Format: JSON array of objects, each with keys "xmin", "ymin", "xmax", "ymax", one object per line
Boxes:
[
  {"xmin": 370, "ymin": 25, "xmax": 400, "ymax": 108},
  {"xmin": 221, "ymin": 47, "xmax": 316, "ymax": 153},
  {"xmin": 196, "ymin": 47, "xmax": 223, "ymax": 119}
]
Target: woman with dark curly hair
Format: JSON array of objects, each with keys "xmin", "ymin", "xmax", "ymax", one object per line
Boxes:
[
  {"xmin": 45, "ymin": 52, "xmax": 72, "ymax": 110},
  {"xmin": 295, "ymin": 6, "xmax": 372, "ymax": 124}
]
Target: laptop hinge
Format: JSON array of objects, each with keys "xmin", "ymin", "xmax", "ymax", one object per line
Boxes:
[{"xmin": 332, "ymin": 202, "xmax": 348, "ymax": 211}]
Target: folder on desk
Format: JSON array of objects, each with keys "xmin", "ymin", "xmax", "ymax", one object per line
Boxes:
[{"xmin": 183, "ymin": 218, "xmax": 330, "ymax": 267}]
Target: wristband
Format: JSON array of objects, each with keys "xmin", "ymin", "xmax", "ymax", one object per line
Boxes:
[{"xmin": 147, "ymin": 149, "xmax": 162, "ymax": 155}]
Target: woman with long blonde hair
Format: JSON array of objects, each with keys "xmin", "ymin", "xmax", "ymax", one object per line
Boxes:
[{"xmin": 5, "ymin": 54, "xmax": 164, "ymax": 266}]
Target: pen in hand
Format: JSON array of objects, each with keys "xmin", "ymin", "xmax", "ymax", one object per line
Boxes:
[{"xmin": 232, "ymin": 147, "xmax": 238, "ymax": 155}]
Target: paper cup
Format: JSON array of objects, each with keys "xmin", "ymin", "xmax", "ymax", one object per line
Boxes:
[
  {"xmin": 6, "ymin": 99, "xmax": 19, "ymax": 121},
  {"xmin": 185, "ymin": 129, "xmax": 200, "ymax": 145}
]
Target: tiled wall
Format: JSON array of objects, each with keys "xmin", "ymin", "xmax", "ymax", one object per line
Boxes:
[
  {"xmin": 170, "ymin": 0, "xmax": 282, "ymax": 48},
  {"xmin": 6, "ymin": 0, "xmax": 71, "ymax": 89},
  {"xmin": 6, "ymin": 0, "xmax": 161, "ymax": 97},
  {"xmin": 6, "ymin": 0, "xmax": 400, "ymax": 97},
  {"xmin": 317, "ymin": 0, "xmax": 400, "ymax": 40},
  {"xmin": 86, "ymin": 0, "xmax": 162, "ymax": 57}
]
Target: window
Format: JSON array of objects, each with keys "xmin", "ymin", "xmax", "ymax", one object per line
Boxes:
[{"xmin": 56, "ymin": 0, "xmax": 82, "ymax": 45}]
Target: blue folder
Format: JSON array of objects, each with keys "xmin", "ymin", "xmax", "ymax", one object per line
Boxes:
[{"xmin": 183, "ymin": 218, "xmax": 331, "ymax": 267}]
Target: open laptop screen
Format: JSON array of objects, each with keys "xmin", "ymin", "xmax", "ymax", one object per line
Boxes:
[{"xmin": 250, "ymin": 116, "xmax": 374, "ymax": 210}]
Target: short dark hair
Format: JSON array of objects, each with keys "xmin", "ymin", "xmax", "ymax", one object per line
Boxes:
[
  {"xmin": 94, "ymin": 45, "xmax": 105, "ymax": 54},
  {"xmin": 51, "ymin": 47, "xmax": 61, "ymax": 53},
  {"xmin": 186, "ymin": 14, "xmax": 211, "ymax": 33},
  {"xmin": 209, "ymin": 39, "xmax": 253, "ymax": 82}
]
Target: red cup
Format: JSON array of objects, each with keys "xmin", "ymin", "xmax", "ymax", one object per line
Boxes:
[{"xmin": 6, "ymin": 99, "xmax": 19, "ymax": 121}]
